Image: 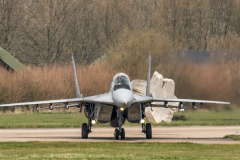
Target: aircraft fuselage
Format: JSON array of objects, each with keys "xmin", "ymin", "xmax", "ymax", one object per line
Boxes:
[{"xmin": 111, "ymin": 73, "xmax": 133, "ymax": 109}]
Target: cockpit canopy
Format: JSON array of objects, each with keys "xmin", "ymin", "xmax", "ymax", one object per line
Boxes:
[
  {"xmin": 114, "ymin": 75, "xmax": 130, "ymax": 85},
  {"xmin": 114, "ymin": 75, "xmax": 131, "ymax": 91}
]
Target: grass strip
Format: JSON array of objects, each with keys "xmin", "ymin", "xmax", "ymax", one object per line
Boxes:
[
  {"xmin": 0, "ymin": 142, "xmax": 240, "ymax": 159},
  {"xmin": 224, "ymin": 135, "xmax": 240, "ymax": 141},
  {"xmin": 1, "ymin": 110, "xmax": 240, "ymax": 128}
]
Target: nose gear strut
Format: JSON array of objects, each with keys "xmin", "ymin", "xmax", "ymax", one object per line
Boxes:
[{"xmin": 114, "ymin": 107, "xmax": 125, "ymax": 140}]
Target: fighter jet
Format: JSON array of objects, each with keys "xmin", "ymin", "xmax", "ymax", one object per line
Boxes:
[{"xmin": 0, "ymin": 52, "xmax": 230, "ymax": 140}]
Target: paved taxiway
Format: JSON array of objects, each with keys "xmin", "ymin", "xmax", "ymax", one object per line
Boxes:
[{"xmin": 0, "ymin": 126, "xmax": 239, "ymax": 144}]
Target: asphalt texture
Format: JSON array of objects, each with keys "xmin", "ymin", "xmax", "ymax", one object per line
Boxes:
[{"xmin": 0, "ymin": 126, "xmax": 239, "ymax": 144}]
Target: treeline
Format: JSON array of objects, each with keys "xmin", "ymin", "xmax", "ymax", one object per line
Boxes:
[
  {"xmin": 0, "ymin": 61, "xmax": 238, "ymax": 113},
  {"xmin": 1, "ymin": 0, "xmax": 240, "ymax": 110},
  {"xmin": 1, "ymin": 0, "xmax": 240, "ymax": 66}
]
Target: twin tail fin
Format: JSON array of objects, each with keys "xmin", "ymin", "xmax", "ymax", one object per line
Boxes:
[
  {"xmin": 146, "ymin": 51, "xmax": 151, "ymax": 97},
  {"xmin": 72, "ymin": 52, "xmax": 82, "ymax": 98}
]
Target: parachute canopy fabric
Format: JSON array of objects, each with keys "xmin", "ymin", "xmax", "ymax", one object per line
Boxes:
[{"xmin": 131, "ymin": 71, "xmax": 178, "ymax": 124}]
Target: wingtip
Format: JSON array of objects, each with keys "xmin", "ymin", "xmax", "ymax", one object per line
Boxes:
[{"xmin": 223, "ymin": 102, "xmax": 230, "ymax": 105}]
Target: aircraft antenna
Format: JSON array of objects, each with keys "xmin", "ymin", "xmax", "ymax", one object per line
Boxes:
[
  {"xmin": 146, "ymin": 51, "xmax": 151, "ymax": 97},
  {"xmin": 72, "ymin": 52, "xmax": 82, "ymax": 98}
]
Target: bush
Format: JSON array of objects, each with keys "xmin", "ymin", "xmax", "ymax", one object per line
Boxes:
[{"xmin": 172, "ymin": 115, "xmax": 187, "ymax": 121}]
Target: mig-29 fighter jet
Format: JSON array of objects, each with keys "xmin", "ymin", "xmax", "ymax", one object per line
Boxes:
[{"xmin": 0, "ymin": 53, "xmax": 230, "ymax": 140}]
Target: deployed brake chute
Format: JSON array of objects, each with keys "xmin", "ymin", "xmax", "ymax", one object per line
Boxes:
[{"xmin": 131, "ymin": 71, "xmax": 178, "ymax": 124}]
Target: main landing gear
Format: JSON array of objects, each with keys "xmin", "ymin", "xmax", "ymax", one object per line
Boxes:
[
  {"xmin": 82, "ymin": 123, "xmax": 88, "ymax": 139},
  {"xmin": 82, "ymin": 104, "xmax": 94, "ymax": 139},
  {"xmin": 141, "ymin": 103, "xmax": 152, "ymax": 139},
  {"xmin": 141, "ymin": 123, "xmax": 152, "ymax": 139}
]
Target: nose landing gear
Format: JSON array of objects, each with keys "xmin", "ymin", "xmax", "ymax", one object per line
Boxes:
[
  {"xmin": 120, "ymin": 128, "xmax": 125, "ymax": 140},
  {"xmin": 114, "ymin": 128, "xmax": 119, "ymax": 140},
  {"xmin": 114, "ymin": 107, "xmax": 125, "ymax": 140},
  {"xmin": 114, "ymin": 128, "xmax": 125, "ymax": 140}
]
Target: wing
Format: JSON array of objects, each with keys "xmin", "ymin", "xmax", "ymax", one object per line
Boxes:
[
  {"xmin": 0, "ymin": 98, "xmax": 83, "ymax": 107},
  {"xmin": 132, "ymin": 94, "xmax": 230, "ymax": 105},
  {"xmin": 82, "ymin": 93, "xmax": 114, "ymax": 105},
  {"xmin": 152, "ymin": 97, "xmax": 230, "ymax": 104},
  {"xmin": 0, "ymin": 93, "xmax": 114, "ymax": 107}
]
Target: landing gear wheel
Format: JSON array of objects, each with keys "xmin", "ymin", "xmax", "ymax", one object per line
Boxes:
[
  {"xmin": 120, "ymin": 128, "xmax": 125, "ymax": 140},
  {"xmin": 114, "ymin": 128, "xmax": 119, "ymax": 140},
  {"xmin": 82, "ymin": 123, "xmax": 88, "ymax": 139},
  {"xmin": 146, "ymin": 123, "xmax": 152, "ymax": 139}
]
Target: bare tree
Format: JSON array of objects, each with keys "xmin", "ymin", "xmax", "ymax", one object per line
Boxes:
[
  {"xmin": 1, "ymin": 0, "xmax": 240, "ymax": 66},
  {"xmin": 0, "ymin": 0, "xmax": 25, "ymax": 55}
]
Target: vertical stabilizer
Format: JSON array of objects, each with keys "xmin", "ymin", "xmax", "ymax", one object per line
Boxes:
[
  {"xmin": 72, "ymin": 52, "xmax": 82, "ymax": 98},
  {"xmin": 146, "ymin": 51, "xmax": 151, "ymax": 97}
]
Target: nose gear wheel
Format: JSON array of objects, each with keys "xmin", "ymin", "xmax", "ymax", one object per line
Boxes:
[
  {"xmin": 114, "ymin": 128, "xmax": 119, "ymax": 140},
  {"xmin": 120, "ymin": 128, "xmax": 125, "ymax": 140}
]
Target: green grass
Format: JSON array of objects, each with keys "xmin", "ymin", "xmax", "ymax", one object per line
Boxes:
[
  {"xmin": 0, "ymin": 142, "xmax": 239, "ymax": 159},
  {"xmin": 224, "ymin": 135, "xmax": 240, "ymax": 141},
  {"xmin": 0, "ymin": 110, "xmax": 240, "ymax": 128},
  {"xmin": 159, "ymin": 109, "xmax": 240, "ymax": 126},
  {"xmin": 0, "ymin": 112, "xmax": 87, "ymax": 128}
]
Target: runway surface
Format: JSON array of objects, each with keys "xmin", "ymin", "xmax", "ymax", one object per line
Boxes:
[{"xmin": 0, "ymin": 126, "xmax": 239, "ymax": 144}]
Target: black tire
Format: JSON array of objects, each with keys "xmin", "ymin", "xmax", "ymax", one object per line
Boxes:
[
  {"xmin": 82, "ymin": 123, "xmax": 88, "ymax": 139},
  {"xmin": 120, "ymin": 128, "xmax": 125, "ymax": 140},
  {"xmin": 146, "ymin": 123, "xmax": 152, "ymax": 139},
  {"xmin": 114, "ymin": 128, "xmax": 119, "ymax": 140}
]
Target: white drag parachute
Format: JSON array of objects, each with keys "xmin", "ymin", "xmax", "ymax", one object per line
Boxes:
[{"xmin": 131, "ymin": 71, "xmax": 178, "ymax": 124}]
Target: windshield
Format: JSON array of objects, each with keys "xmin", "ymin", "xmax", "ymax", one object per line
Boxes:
[{"xmin": 114, "ymin": 76, "xmax": 130, "ymax": 85}]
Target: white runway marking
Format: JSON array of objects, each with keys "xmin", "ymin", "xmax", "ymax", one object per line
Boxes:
[{"xmin": 0, "ymin": 126, "xmax": 239, "ymax": 144}]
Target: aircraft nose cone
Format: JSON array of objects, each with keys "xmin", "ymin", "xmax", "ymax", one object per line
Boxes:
[
  {"xmin": 113, "ymin": 89, "xmax": 133, "ymax": 108},
  {"xmin": 119, "ymin": 97, "xmax": 131, "ymax": 108},
  {"xmin": 123, "ymin": 98, "xmax": 128, "ymax": 105}
]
